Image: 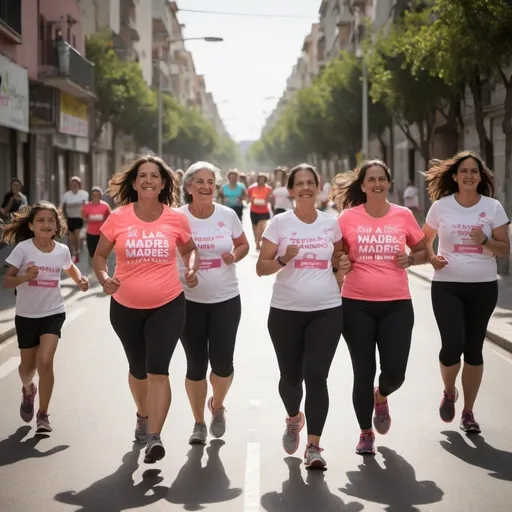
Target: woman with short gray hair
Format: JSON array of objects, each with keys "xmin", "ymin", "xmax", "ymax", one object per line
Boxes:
[{"xmin": 178, "ymin": 161, "xmax": 250, "ymax": 445}]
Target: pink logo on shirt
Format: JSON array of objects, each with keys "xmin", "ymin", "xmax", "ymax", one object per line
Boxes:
[
  {"xmin": 294, "ymin": 253, "xmax": 328, "ymax": 270},
  {"xmin": 218, "ymin": 221, "xmax": 225, "ymax": 228},
  {"xmin": 28, "ymin": 279, "xmax": 58, "ymax": 288},
  {"xmin": 199, "ymin": 258, "xmax": 222, "ymax": 270},
  {"xmin": 479, "ymin": 212, "xmax": 486, "ymax": 218}
]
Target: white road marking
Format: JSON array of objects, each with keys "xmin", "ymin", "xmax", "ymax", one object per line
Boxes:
[
  {"xmin": 63, "ymin": 307, "xmax": 87, "ymax": 327},
  {"xmin": 489, "ymin": 346, "xmax": 512, "ymax": 364},
  {"xmin": 0, "ymin": 356, "xmax": 20, "ymax": 380},
  {"xmin": 249, "ymin": 398, "xmax": 261, "ymax": 408},
  {"xmin": 244, "ymin": 442, "xmax": 260, "ymax": 512}
]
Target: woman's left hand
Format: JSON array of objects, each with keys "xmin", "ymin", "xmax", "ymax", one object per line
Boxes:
[
  {"xmin": 185, "ymin": 268, "xmax": 198, "ymax": 288},
  {"xmin": 338, "ymin": 254, "xmax": 352, "ymax": 275},
  {"xmin": 221, "ymin": 252, "xmax": 235, "ymax": 265},
  {"xmin": 78, "ymin": 275, "xmax": 89, "ymax": 292},
  {"xmin": 470, "ymin": 226, "xmax": 486, "ymax": 244}
]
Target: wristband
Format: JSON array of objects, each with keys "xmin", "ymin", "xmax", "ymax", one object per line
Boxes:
[
  {"xmin": 332, "ymin": 267, "xmax": 339, "ymax": 273},
  {"xmin": 277, "ymin": 256, "xmax": 286, "ymax": 267},
  {"xmin": 408, "ymin": 254, "xmax": 414, "ymax": 267},
  {"xmin": 481, "ymin": 235, "xmax": 489, "ymax": 245}
]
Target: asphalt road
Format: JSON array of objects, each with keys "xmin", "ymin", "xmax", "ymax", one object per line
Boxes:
[{"xmin": 0, "ymin": 238, "xmax": 511, "ymax": 511}]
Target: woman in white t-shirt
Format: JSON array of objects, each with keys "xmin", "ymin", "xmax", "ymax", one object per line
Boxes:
[
  {"xmin": 272, "ymin": 166, "xmax": 294, "ymax": 215},
  {"xmin": 423, "ymin": 151, "xmax": 510, "ymax": 434},
  {"xmin": 60, "ymin": 177, "xmax": 89, "ymax": 263},
  {"xmin": 256, "ymin": 163, "xmax": 351, "ymax": 470},
  {"xmin": 178, "ymin": 162, "xmax": 250, "ymax": 446},
  {"xmin": 2, "ymin": 201, "xmax": 89, "ymax": 433}
]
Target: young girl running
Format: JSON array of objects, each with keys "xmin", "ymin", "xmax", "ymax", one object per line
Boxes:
[{"xmin": 1, "ymin": 201, "xmax": 89, "ymax": 433}]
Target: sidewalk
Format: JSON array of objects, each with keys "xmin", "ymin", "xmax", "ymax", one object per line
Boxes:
[
  {"xmin": 408, "ymin": 264, "xmax": 512, "ymax": 354},
  {"xmin": 0, "ymin": 245, "xmax": 95, "ymax": 343}
]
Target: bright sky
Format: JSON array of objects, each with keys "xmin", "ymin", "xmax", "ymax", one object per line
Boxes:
[{"xmin": 178, "ymin": 0, "xmax": 320, "ymax": 143}]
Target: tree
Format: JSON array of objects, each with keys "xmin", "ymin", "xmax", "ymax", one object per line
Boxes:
[{"xmin": 211, "ymin": 136, "xmax": 241, "ymax": 171}]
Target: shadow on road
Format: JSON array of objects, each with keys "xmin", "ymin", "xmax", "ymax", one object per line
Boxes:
[
  {"xmin": 261, "ymin": 456, "xmax": 364, "ymax": 512},
  {"xmin": 440, "ymin": 430, "xmax": 512, "ymax": 481},
  {"xmin": 340, "ymin": 447, "xmax": 444, "ymax": 512},
  {"xmin": 0, "ymin": 426, "xmax": 69, "ymax": 467},
  {"xmin": 54, "ymin": 443, "xmax": 167, "ymax": 511},
  {"xmin": 166, "ymin": 439, "xmax": 242, "ymax": 510}
]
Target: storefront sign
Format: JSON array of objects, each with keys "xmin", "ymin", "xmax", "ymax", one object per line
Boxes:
[
  {"xmin": 0, "ymin": 54, "xmax": 29, "ymax": 132},
  {"xmin": 29, "ymin": 85, "xmax": 55, "ymax": 128},
  {"xmin": 52, "ymin": 133, "xmax": 89, "ymax": 153},
  {"xmin": 59, "ymin": 92, "xmax": 88, "ymax": 137}
]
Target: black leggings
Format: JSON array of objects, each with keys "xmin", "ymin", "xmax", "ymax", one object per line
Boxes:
[
  {"xmin": 86, "ymin": 233, "xmax": 100, "ymax": 258},
  {"xmin": 267, "ymin": 306, "xmax": 343, "ymax": 437},
  {"xmin": 432, "ymin": 281, "xmax": 498, "ymax": 367},
  {"xmin": 110, "ymin": 293, "xmax": 186, "ymax": 379},
  {"xmin": 342, "ymin": 298, "xmax": 414, "ymax": 431},
  {"xmin": 180, "ymin": 295, "xmax": 241, "ymax": 381}
]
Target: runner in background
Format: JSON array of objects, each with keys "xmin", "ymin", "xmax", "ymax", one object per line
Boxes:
[
  {"xmin": 81, "ymin": 186, "xmax": 111, "ymax": 265},
  {"xmin": 272, "ymin": 166, "xmax": 294, "ymax": 215},
  {"xmin": 316, "ymin": 178, "xmax": 331, "ymax": 212},
  {"xmin": 422, "ymin": 151, "xmax": 510, "ymax": 433},
  {"xmin": 2, "ymin": 201, "xmax": 89, "ymax": 433},
  {"xmin": 247, "ymin": 174, "xmax": 273, "ymax": 251},
  {"xmin": 330, "ymin": 173, "xmax": 346, "ymax": 213},
  {"xmin": 217, "ymin": 169, "xmax": 248, "ymax": 221}
]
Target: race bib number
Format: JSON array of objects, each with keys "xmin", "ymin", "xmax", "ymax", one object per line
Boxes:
[{"xmin": 253, "ymin": 198, "xmax": 266, "ymax": 206}]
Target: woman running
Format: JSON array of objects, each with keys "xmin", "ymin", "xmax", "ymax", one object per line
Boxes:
[
  {"xmin": 81, "ymin": 186, "xmax": 111, "ymax": 263},
  {"xmin": 272, "ymin": 166, "xmax": 294, "ymax": 215},
  {"xmin": 336, "ymin": 159, "xmax": 427, "ymax": 455},
  {"xmin": 247, "ymin": 174, "xmax": 273, "ymax": 251},
  {"xmin": 217, "ymin": 169, "xmax": 248, "ymax": 222},
  {"xmin": 2, "ymin": 201, "xmax": 89, "ymax": 433},
  {"xmin": 178, "ymin": 162, "xmax": 249, "ymax": 445},
  {"xmin": 256, "ymin": 163, "xmax": 350, "ymax": 470},
  {"xmin": 93, "ymin": 155, "xmax": 199, "ymax": 464},
  {"xmin": 422, "ymin": 151, "xmax": 510, "ymax": 433}
]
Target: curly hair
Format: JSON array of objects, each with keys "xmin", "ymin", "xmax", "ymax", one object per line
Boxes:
[
  {"xmin": 286, "ymin": 163, "xmax": 320, "ymax": 189},
  {"xmin": 336, "ymin": 159, "xmax": 391, "ymax": 211},
  {"xmin": 424, "ymin": 150, "xmax": 495, "ymax": 201},
  {"xmin": 108, "ymin": 155, "xmax": 179, "ymax": 206},
  {"xmin": 1, "ymin": 201, "xmax": 67, "ymax": 245}
]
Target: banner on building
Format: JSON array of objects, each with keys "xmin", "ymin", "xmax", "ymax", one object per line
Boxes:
[
  {"xmin": 59, "ymin": 92, "xmax": 88, "ymax": 138},
  {"xmin": 29, "ymin": 85, "xmax": 56, "ymax": 128},
  {"xmin": 0, "ymin": 54, "xmax": 29, "ymax": 132}
]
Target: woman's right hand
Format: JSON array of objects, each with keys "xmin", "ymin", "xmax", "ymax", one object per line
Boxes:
[
  {"xmin": 103, "ymin": 277, "xmax": 120, "ymax": 295},
  {"xmin": 430, "ymin": 255, "xmax": 448, "ymax": 270}
]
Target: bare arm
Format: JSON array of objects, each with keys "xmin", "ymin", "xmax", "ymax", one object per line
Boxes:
[
  {"xmin": 232, "ymin": 233, "xmax": 249, "ymax": 262},
  {"xmin": 255, "ymin": 239, "xmax": 283, "ymax": 276},
  {"xmin": 408, "ymin": 238, "xmax": 428, "ymax": 265},
  {"xmin": 93, "ymin": 234, "xmax": 115, "ymax": 285},
  {"xmin": 64, "ymin": 263, "xmax": 85, "ymax": 284},
  {"xmin": 484, "ymin": 224, "xmax": 510, "ymax": 257},
  {"xmin": 422, "ymin": 224, "xmax": 438, "ymax": 262},
  {"xmin": 178, "ymin": 238, "xmax": 199, "ymax": 272},
  {"xmin": 2, "ymin": 265, "xmax": 31, "ymax": 289}
]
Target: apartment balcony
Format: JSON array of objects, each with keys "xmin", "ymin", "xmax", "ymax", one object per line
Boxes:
[
  {"xmin": 0, "ymin": 0, "xmax": 22, "ymax": 44},
  {"xmin": 39, "ymin": 39, "xmax": 96, "ymax": 101},
  {"xmin": 121, "ymin": 0, "xmax": 139, "ymax": 43},
  {"xmin": 152, "ymin": 0, "xmax": 172, "ymax": 39}
]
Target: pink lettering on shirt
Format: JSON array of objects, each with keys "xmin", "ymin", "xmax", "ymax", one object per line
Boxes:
[
  {"xmin": 28, "ymin": 279, "xmax": 58, "ymax": 288},
  {"xmin": 450, "ymin": 223, "xmax": 483, "ymax": 254},
  {"xmin": 124, "ymin": 229, "xmax": 171, "ymax": 263},
  {"xmin": 294, "ymin": 253, "xmax": 328, "ymax": 269},
  {"xmin": 199, "ymin": 258, "xmax": 222, "ymax": 270}
]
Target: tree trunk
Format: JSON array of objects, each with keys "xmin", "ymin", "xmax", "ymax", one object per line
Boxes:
[{"xmin": 469, "ymin": 70, "xmax": 494, "ymax": 167}]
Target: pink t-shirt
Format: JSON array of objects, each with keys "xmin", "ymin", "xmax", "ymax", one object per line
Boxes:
[
  {"xmin": 82, "ymin": 201, "xmax": 111, "ymax": 235},
  {"xmin": 100, "ymin": 204, "xmax": 192, "ymax": 309},
  {"xmin": 338, "ymin": 204, "xmax": 425, "ymax": 301}
]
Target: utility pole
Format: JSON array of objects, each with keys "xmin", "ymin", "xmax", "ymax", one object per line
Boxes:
[{"xmin": 157, "ymin": 66, "xmax": 162, "ymax": 156}]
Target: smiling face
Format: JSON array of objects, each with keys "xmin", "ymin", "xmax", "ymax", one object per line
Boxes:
[
  {"xmin": 186, "ymin": 169, "xmax": 216, "ymax": 204},
  {"xmin": 360, "ymin": 165, "xmax": 390, "ymax": 200},
  {"xmin": 454, "ymin": 157, "xmax": 481, "ymax": 192},
  {"xmin": 288, "ymin": 169, "xmax": 319, "ymax": 204},
  {"xmin": 29, "ymin": 209, "xmax": 58, "ymax": 240},
  {"xmin": 133, "ymin": 162, "xmax": 165, "ymax": 200}
]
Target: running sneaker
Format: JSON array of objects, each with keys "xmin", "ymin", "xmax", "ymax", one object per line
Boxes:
[
  {"xmin": 135, "ymin": 413, "xmax": 149, "ymax": 444},
  {"xmin": 20, "ymin": 383, "xmax": 37, "ymax": 423},
  {"xmin": 208, "ymin": 397, "xmax": 226, "ymax": 438},
  {"xmin": 356, "ymin": 431, "xmax": 376, "ymax": 455},
  {"xmin": 460, "ymin": 411, "xmax": 481, "ymax": 434},
  {"xmin": 36, "ymin": 412, "xmax": 52, "ymax": 433},
  {"xmin": 439, "ymin": 388, "xmax": 459, "ymax": 423},
  {"xmin": 189, "ymin": 422, "xmax": 208, "ymax": 445},
  {"xmin": 304, "ymin": 443, "xmax": 326, "ymax": 470},
  {"xmin": 373, "ymin": 387, "xmax": 391, "ymax": 435},
  {"xmin": 282, "ymin": 412, "xmax": 305, "ymax": 455},
  {"xmin": 144, "ymin": 434, "xmax": 165, "ymax": 464}
]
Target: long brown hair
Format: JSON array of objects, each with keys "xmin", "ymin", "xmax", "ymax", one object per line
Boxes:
[
  {"xmin": 108, "ymin": 155, "xmax": 179, "ymax": 206},
  {"xmin": 424, "ymin": 150, "xmax": 495, "ymax": 201},
  {"xmin": 336, "ymin": 159, "xmax": 391, "ymax": 211},
  {"xmin": 1, "ymin": 202, "xmax": 67, "ymax": 245}
]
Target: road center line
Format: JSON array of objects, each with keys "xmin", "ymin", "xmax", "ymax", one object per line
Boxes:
[
  {"xmin": 0, "ymin": 356, "xmax": 21, "ymax": 380},
  {"xmin": 244, "ymin": 442, "xmax": 260, "ymax": 512}
]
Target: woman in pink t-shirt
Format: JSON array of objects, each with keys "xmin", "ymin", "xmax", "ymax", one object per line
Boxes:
[
  {"xmin": 81, "ymin": 186, "xmax": 111, "ymax": 261},
  {"xmin": 336, "ymin": 159, "xmax": 427, "ymax": 456},
  {"xmin": 93, "ymin": 155, "xmax": 199, "ymax": 464}
]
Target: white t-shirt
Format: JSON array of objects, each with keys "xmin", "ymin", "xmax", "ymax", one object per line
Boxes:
[
  {"xmin": 403, "ymin": 186, "xmax": 419, "ymax": 209},
  {"xmin": 263, "ymin": 210, "xmax": 342, "ymax": 312},
  {"xmin": 273, "ymin": 187, "xmax": 294, "ymax": 211},
  {"xmin": 317, "ymin": 183, "xmax": 331, "ymax": 204},
  {"xmin": 5, "ymin": 239, "xmax": 73, "ymax": 318},
  {"xmin": 61, "ymin": 190, "xmax": 89, "ymax": 219},
  {"xmin": 178, "ymin": 203, "xmax": 244, "ymax": 303},
  {"xmin": 426, "ymin": 194, "xmax": 509, "ymax": 282}
]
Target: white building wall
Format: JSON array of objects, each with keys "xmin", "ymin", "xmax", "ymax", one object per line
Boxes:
[{"xmin": 134, "ymin": 0, "xmax": 153, "ymax": 85}]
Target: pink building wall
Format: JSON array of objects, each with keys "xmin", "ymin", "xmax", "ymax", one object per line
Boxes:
[{"xmin": 0, "ymin": 0, "xmax": 85, "ymax": 77}]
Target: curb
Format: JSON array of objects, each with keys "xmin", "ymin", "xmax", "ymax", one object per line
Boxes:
[{"xmin": 408, "ymin": 268, "xmax": 512, "ymax": 355}]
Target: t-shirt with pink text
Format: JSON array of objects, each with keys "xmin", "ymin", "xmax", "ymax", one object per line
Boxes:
[
  {"xmin": 82, "ymin": 201, "xmax": 111, "ymax": 235},
  {"xmin": 6, "ymin": 239, "xmax": 72, "ymax": 318},
  {"xmin": 100, "ymin": 204, "xmax": 191, "ymax": 309},
  {"xmin": 263, "ymin": 210, "xmax": 342, "ymax": 312},
  {"xmin": 339, "ymin": 204, "xmax": 425, "ymax": 301},
  {"xmin": 178, "ymin": 204, "xmax": 244, "ymax": 303},
  {"xmin": 426, "ymin": 194, "xmax": 509, "ymax": 282}
]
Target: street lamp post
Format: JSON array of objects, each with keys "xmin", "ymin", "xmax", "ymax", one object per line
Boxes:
[{"xmin": 156, "ymin": 36, "xmax": 223, "ymax": 157}]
